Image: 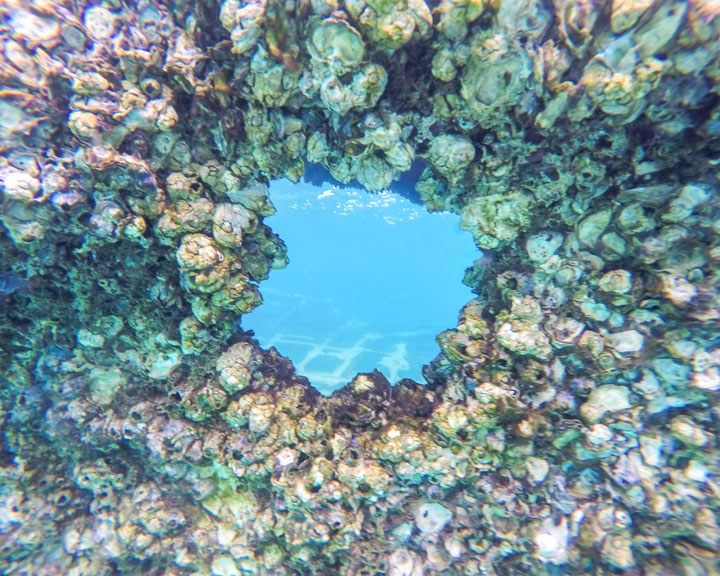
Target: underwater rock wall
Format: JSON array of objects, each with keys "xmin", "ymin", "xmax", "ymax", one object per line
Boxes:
[{"xmin": 1, "ymin": 0, "xmax": 719, "ymax": 574}]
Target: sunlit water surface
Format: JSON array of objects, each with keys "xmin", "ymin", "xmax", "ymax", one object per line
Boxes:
[{"xmin": 242, "ymin": 178, "xmax": 478, "ymax": 395}]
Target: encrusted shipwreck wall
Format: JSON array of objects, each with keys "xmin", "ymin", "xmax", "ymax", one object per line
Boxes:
[{"xmin": 1, "ymin": 0, "xmax": 720, "ymax": 574}]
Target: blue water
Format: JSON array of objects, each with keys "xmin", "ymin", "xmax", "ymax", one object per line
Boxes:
[{"xmin": 241, "ymin": 179, "xmax": 478, "ymax": 394}]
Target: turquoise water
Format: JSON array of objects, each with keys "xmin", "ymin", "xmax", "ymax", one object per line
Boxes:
[{"xmin": 242, "ymin": 178, "xmax": 478, "ymax": 394}]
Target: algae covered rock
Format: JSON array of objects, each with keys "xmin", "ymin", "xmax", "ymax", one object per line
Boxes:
[
  {"xmin": 319, "ymin": 62, "xmax": 388, "ymax": 115},
  {"xmin": 176, "ymin": 233, "xmax": 230, "ymax": 293},
  {"xmin": 496, "ymin": 296, "xmax": 553, "ymax": 361},
  {"xmin": 460, "ymin": 37, "xmax": 534, "ymax": 126},
  {"xmin": 427, "ymin": 133, "xmax": 475, "ymax": 186},
  {"xmin": 212, "ymin": 203, "xmax": 256, "ymax": 248},
  {"xmin": 2, "ymin": 1, "xmax": 720, "ymax": 575},
  {"xmin": 345, "ymin": 0, "xmax": 432, "ymax": 51},
  {"xmin": 461, "ymin": 192, "xmax": 533, "ymax": 249},
  {"xmin": 216, "ymin": 341, "xmax": 256, "ymax": 394},
  {"xmin": 308, "ymin": 17, "xmax": 365, "ymax": 71}
]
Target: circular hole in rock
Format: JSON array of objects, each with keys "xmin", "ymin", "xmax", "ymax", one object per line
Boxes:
[{"xmin": 241, "ymin": 175, "xmax": 478, "ymax": 395}]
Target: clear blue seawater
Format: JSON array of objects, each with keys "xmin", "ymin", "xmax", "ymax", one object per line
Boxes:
[{"xmin": 241, "ymin": 178, "xmax": 478, "ymax": 394}]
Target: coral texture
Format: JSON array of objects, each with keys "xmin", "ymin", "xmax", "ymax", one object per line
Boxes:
[{"xmin": 1, "ymin": 0, "xmax": 720, "ymax": 575}]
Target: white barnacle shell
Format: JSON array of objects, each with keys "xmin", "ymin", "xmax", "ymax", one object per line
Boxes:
[
  {"xmin": 83, "ymin": 6, "xmax": 119, "ymax": 41},
  {"xmin": 77, "ymin": 329, "xmax": 105, "ymax": 349},
  {"xmin": 7, "ymin": 8, "xmax": 60, "ymax": 50},
  {"xmin": 387, "ymin": 548, "xmax": 416, "ymax": 576},
  {"xmin": 526, "ymin": 456, "xmax": 550, "ymax": 484},
  {"xmin": 309, "ymin": 17, "xmax": 365, "ymax": 72},
  {"xmin": 415, "ymin": 502, "xmax": 452, "ymax": 534},
  {"xmin": 212, "ymin": 203, "xmax": 256, "ymax": 247},
  {"xmin": 577, "ymin": 209, "xmax": 612, "ymax": 248},
  {"xmin": 691, "ymin": 367, "xmax": 720, "ymax": 392},
  {"xmin": 176, "ymin": 234, "xmax": 225, "ymax": 271},
  {"xmin": 427, "ymin": 134, "xmax": 475, "ymax": 186},
  {"xmin": 89, "ymin": 366, "xmax": 125, "ymax": 406},
  {"xmin": 598, "ymin": 270, "xmax": 632, "ymax": 294},
  {"xmin": 216, "ymin": 342, "xmax": 254, "ymax": 394},
  {"xmin": 138, "ymin": 3, "xmax": 167, "ymax": 44},
  {"xmin": 661, "ymin": 274, "xmax": 697, "ymax": 307},
  {"xmin": 526, "ymin": 231, "xmax": 564, "ymax": 263},
  {"xmin": 580, "ymin": 385, "xmax": 631, "ymax": 423},
  {"xmin": 0, "ymin": 167, "xmax": 40, "ymax": 203},
  {"xmin": 535, "ymin": 517, "xmax": 569, "ymax": 564},
  {"xmin": 211, "ymin": 554, "xmax": 241, "ymax": 576}
]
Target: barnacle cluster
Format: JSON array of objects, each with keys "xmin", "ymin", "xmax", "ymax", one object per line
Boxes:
[{"xmin": 1, "ymin": 0, "xmax": 720, "ymax": 574}]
